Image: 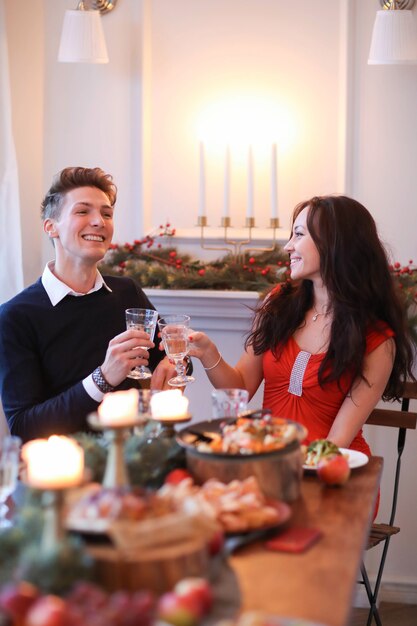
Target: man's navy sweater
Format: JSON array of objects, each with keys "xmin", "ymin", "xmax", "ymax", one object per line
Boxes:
[{"xmin": 0, "ymin": 276, "xmax": 164, "ymax": 441}]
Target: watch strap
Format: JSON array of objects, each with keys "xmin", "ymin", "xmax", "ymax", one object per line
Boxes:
[{"xmin": 92, "ymin": 366, "xmax": 115, "ymax": 394}]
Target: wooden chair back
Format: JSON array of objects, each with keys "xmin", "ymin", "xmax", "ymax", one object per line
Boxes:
[{"xmin": 365, "ymin": 381, "xmax": 417, "ymax": 528}]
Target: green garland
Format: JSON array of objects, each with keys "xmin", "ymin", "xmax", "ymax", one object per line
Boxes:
[
  {"xmin": 99, "ymin": 224, "xmax": 292, "ymax": 292},
  {"xmin": 98, "ymin": 224, "xmax": 417, "ymax": 341}
]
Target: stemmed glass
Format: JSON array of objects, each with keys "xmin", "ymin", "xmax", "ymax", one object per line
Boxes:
[
  {"xmin": 158, "ymin": 314, "xmax": 195, "ymax": 387},
  {"xmin": 0, "ymin": 435, "xmax": 21, "ymax": 528},
  {"xmin": 125, "ymin": 308, "xmax": 158, "ymax": 380}
]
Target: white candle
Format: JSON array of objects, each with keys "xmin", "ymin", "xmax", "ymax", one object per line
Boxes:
[
  {"xmin": 247, "ymin": 145, "xmax": 254, "ymax": 219},
  {"xmin": 98, "ymin": 388, "xmax": 139, "ymax": 426},
  {"xmin": 198, "ymin": 141, "xmax": 206, "ymax": 218},
  {"xmin": 271, "ymin": 143, "xmax": 278, "ymax": 219},
  {"xmin": 223, "ymin": 145, "xmax": 231, "ymax": 219},
  {"xmin": 22, "ymin": 436, "xmax": 84, "ymax": 489},
  {"xmin": 150, "ymin": 389, "xmax": 189, "ymax": 420}
]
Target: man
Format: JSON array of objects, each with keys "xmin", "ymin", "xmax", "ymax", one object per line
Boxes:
[{"xmin": 0, "ymin": 166, "xmax": 174, "ymax": 442}]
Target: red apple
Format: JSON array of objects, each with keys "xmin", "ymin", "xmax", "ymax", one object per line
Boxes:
[
  {"xmin": 164, "ymin": 469, "xmax": 193, "ymax": 485},
  {"xmin": 0, "ymin": 608, "xmax": 13, "ymax": 626},
  {"xmin": 317, "ymin": 453, "xmax": 351, "ymax": 486},
  {"xmin": 0, "ymin": 581, "xmax": 39, "ymax": 626},
  {"xmin": 24, "ymin": 595, "xmax": 70, "ymax": 626},
  {"xmin": 174, "ymin": 577, "xmax": 213, "ymax": 615},
  {"xmin": 157, "ymin": 591, "xmax": 200, "ymax": 626},
  {"xmin": 207, "ymin": 529, "xmax": 225, "ymax": 556}
]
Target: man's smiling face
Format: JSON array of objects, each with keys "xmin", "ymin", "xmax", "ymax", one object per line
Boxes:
[{"xmin": 44, "ymin": 186, "xmax": 114, "ymax": 266}]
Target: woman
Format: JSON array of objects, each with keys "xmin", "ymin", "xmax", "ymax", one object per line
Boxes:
[{"xmin": 188, "ymin": 195, "xmax": 415, "ymax": 456}]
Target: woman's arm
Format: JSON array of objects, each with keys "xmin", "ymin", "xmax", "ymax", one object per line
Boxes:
[
  {"xmin": 327, "ymin": 338, "xmax": 396, "ymax": 448},
  {"xmin": 188, "ymin": 331, "xmax": 264, "ymax": 399}
]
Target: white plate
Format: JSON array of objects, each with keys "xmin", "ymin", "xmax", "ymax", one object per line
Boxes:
[{"xmin": 303, "ymin": 448, "xmax": 369, "ymax": 471}]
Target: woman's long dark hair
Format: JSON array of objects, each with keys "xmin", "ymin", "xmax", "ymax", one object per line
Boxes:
[{"xmin": 246, "ymin": 195, "xmax": 415, "ymax": 400}]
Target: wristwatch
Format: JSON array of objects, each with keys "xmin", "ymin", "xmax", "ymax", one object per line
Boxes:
[{"xmin": 92, "ymin": 367, "xmax": 115, "ymax": 394}]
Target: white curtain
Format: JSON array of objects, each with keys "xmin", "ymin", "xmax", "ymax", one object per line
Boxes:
[{"xmin": 0, "ymin": 0, "xmax": 23, "ymax": 305}]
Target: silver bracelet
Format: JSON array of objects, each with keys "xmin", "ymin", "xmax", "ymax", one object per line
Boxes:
[{"xmin": 203, "ymin": 352, "xmax": 222, "ymax": 371}]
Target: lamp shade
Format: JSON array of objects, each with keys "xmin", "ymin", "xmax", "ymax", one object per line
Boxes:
[
  {"xmin": 58, "ymin": 9, "xmax": 109, "ymax": 63},
  {"xmin": 368, "ymin": 9, "xmax": 417, "ymax": 64}
]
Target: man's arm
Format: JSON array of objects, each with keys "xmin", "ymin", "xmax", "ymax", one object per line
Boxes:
[{"xmin": 0, "ymin": 300, "xmax": 98, "ymax": 442}]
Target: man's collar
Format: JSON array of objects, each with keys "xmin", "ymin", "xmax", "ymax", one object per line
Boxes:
[{"xmin": 42, "ymin": 262, "xmax": 112, "ymax": 306}]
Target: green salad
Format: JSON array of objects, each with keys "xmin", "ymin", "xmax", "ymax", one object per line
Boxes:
[{"xmin": 304, "ymin": 439, "xmax": 341, "ymax": 468}]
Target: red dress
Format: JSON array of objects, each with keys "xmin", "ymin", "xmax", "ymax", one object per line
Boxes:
[{"xmin": 262, "ymin": 325, "xmax": 394, "ymax": 455}]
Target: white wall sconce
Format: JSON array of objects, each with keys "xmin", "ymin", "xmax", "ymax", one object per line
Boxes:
[
  {"xmin": 58, "ymin": 1, "xmax": 118, "ymax": 64},
  {"xmin": 368, "ymin": 0, "xmax": 417, "ymax": 64}
]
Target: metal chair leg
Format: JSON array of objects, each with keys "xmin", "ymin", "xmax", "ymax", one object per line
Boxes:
[{"xmin": 360, "ymin": 562, "xmax": 383, "ymax": 626}]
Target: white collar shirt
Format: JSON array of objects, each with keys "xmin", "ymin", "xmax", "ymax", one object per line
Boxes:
[{"xmin": 41, "ymin": 261, "xmax": 112, "ymax": 306}]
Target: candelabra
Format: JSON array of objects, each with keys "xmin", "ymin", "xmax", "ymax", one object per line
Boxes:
[
  {"xmin": 149, "ymin": 413, "xmax": 192, "ymax": 440},
  {"xmin": 197, "ymin": 216, "xmax": 280, "ymax": 265},
  {"xmin": 88, "ymin": 414, "xmax": 133, "ymax": 489}
]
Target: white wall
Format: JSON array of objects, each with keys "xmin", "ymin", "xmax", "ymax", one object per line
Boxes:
[
  {"xmin": 3, "ymin": 0, "xmax": 417, "ymax": 601},
  {"xmin": 148, "ymin": 0, "xmax": 342, "ymax": 234},
  {"xmin": 351, "ymin": 0, "xmax": 417, "ymax": 263}
]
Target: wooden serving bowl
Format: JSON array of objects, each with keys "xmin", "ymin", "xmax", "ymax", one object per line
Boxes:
[
  {"xmin": 87, "ymin": 536, "xmax": 209, "ymax": 594},
  {"xmin": 177, "ymin": 418, "xmax": 306, "ymax": 503}
]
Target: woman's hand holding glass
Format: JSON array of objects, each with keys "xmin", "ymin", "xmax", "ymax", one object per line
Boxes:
[{"xmin": 158, "ymin": 315, "xmax": 195, "ymax": 387}]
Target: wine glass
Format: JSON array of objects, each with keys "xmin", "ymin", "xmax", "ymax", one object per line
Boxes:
[
  {"xmin": 0, "ymin": 435, "xmax": 21, "ymax": 528},
  {"xmin": 211, "ymin": 388, "xmax": 249, "ymax": 419},
  {"xmin": 158, "ymin": 314, "xmax": 195, "ymax": 387},
  {"xmin": 125, "ymin": 308, "xmax": 159, "ymax": 380}
]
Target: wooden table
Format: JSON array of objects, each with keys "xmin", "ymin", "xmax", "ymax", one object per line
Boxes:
[{"xmin": 229, "ymin": 456, "xmax": 383, "ymax": 626}]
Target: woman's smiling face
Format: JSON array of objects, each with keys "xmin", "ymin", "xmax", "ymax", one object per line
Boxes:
[{"xmin": 284, "ymin": 206, "xmax": 321, "ymax": 281}]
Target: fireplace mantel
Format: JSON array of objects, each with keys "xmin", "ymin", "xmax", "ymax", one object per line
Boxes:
[{"xmin": 144, "ymin": 289, "xmax": 260, "ymax": 332}]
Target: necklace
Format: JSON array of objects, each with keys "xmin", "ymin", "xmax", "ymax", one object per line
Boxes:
[
  {"xmin": 312, "ymin": 307, "xmax": 321, "ymax": 322},
  {"xmin": 312, "ymin": 304, "xmax": 327, "ymax": 322}
]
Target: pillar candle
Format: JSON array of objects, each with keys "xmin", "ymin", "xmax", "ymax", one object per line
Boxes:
[
  {"xmin": 246, "ymin": 145, "xmax": 254, "ymax": 219},
  {"xmin": 97, "ymin": 388, "xmax": 139, "ymax": 427},
  {"xmin": 22, "ymin": 436, "xmax": 84, "ymax": 489},
  {"xmin": 223, "ymin": 145, "xmax": 230, "ymax": 219},
  {"xmin": 150, "ymin": 389, "xmax": 189, "ymax": 420},
  {"xmin": 198, "ymin": 141, "xmax": 206, "ymax": 218},
  {"xmin": 271, "ymin": 143, "xmax": 278, "ymax": 219}
]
